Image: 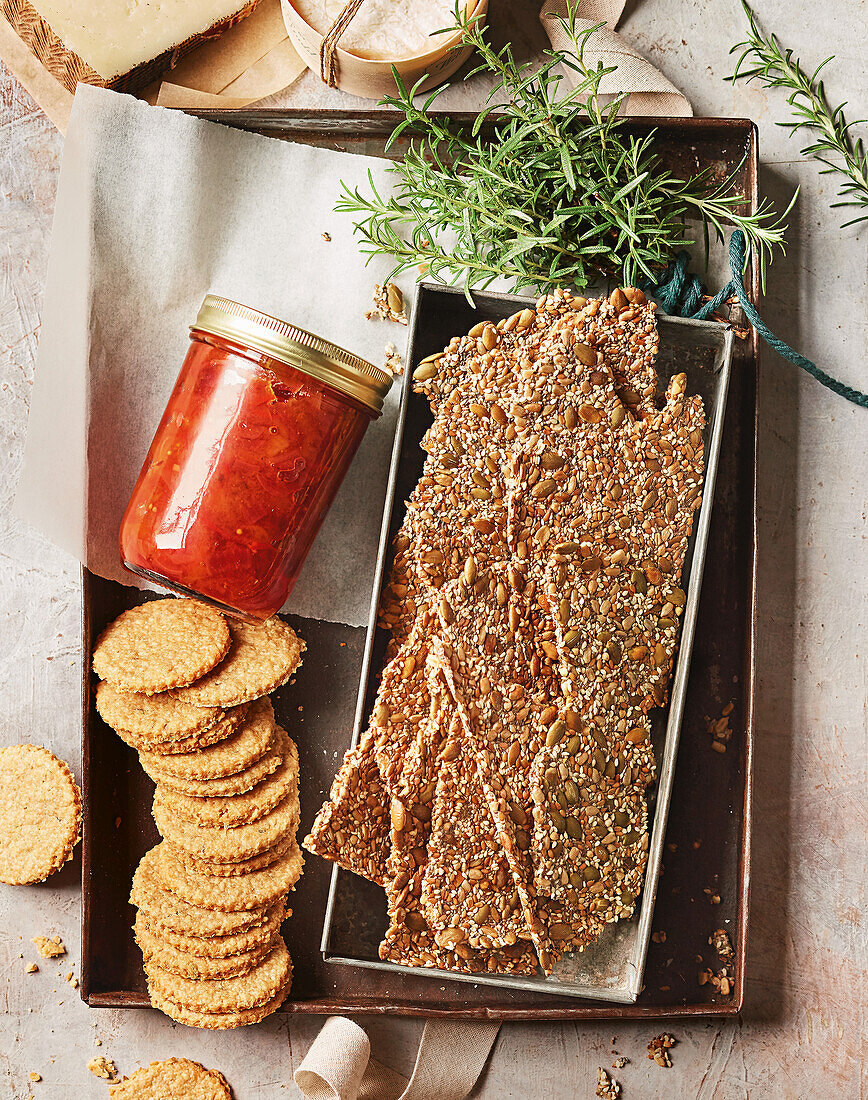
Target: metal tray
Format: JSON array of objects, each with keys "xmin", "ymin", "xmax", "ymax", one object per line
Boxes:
[
  {"xmin": 81, "ymin": 111, "xmax": 757, "ymax": 1019},
  {"xmin": 321, "ymin": 286, "xmax": 733, "ymax": 1003}
]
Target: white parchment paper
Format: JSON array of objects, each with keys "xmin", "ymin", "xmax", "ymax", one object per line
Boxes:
[{"xmin": 14, "ymin": 84, "xmax": 412, "ymax": 627}]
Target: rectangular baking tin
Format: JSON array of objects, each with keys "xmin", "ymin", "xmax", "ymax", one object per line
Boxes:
[
  {"xmin": 81, "ymin": 112, "xmax": 757, "ymax": 1017},
  {"xmin": 320, "ymin": 286, "xmax": 733, "ymax": 1002}
]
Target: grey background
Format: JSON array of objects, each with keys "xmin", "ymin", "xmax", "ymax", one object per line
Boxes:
[{"xmin": 1, "ymin": 0, "xmax": 865, "ymax": 1096}]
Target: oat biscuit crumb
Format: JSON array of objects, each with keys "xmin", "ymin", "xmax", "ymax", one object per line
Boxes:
[
  {"xmin": 29, "ymin": 1072, "xmax": 41, "ymax": 1082},
  {"xmin": 612, "ymin": 1056, "xmax": 629, "ymax": 1069},
  {"xmin": 32, "ymin": 936, "xmax": 65, "ymax": 958},
  {"xmin": 321, "ymin": 232, "xmax": 331, "ymax": 241},
  {"xmin": 26, "ymin": 962, "xmax": 38, "ymax": 973},
  {"xmin": 596, "ymin": 1067, "xmax": 621, "ymax": 1098},
  {"xmin": 651, "ymin": 929, "xmax": 667, "ymax": 943},
  {"xmin": 88, "ymin": 1056, "xmax": 117, "ymax": 1080},
  {"xmin": 647, "ymin": 1033, "xmax": 676, "ymax": 1067},
  {"xmin": 710, "ymin": 928, "xmax": 732, "ymax": 956}
]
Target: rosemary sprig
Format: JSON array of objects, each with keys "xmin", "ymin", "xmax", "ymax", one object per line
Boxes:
[
  {"xmin": 336, "ymin": 3, "xmax": 792, "ymax": 298},
  {"xmin": 730, "ymin": 0, "xmax": 868, "ymax": 227}
]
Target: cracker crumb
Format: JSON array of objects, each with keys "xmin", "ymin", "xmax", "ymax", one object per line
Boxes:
[
  {"xmin": 647, "ymin": 1033, "xmax": 676, "ymax": 1067},
  {"xmin": 384, "ymin": 342, "xmax": 404, "ymax": 375},
  {"xmin": 651, "ymin": 929, "xmax": 666, "ymax": 943},
  {"xmin": 366, "ymin": 282, "xmax": 408, "ymax": 325},
  {"xmin": 26, "ymin": 962, "xmax": 38, "ymax": 973},
  {"xmin": 596, "ymin": 1067, "xmax": 621, "ymax": 1098},
  {"xmin": 95, "ymin": 1038, "xmax": 102, "ymax": 1047},
  {"xmin": 707, "ymin": 701, "xmax": 734, "ymax": 751},
  {"xmin": 29, "ymin": 1072, "xmax": 41, "ymax": 1082},
  {"xmin": 703, "ymin": 886, "xmax": 721, "ymax": 905},
  {"xmin": 32, "ymin": 936, "xmax": 65, "ymax": 958},
  {"xmin": 87, "ymin": 1056, "xmax": 117, "ymax": 1081},
  {"xmin": 612, "ymin": 1056, "xmax": 629, "ymax": 1069},
  {"xmin": 321, "ymin": 232, "xmax": 331, "ymax": 241}
]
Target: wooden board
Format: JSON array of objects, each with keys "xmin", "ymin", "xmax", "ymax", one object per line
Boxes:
[{"xmin": 80, "ymin": 112, "xmax": 757, "ymax": 1019}]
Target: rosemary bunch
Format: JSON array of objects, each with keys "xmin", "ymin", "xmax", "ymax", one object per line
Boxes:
[
  {"xmin": 337, "ymin": 4, "xmax": 791, "ymax": 298},
  {"xmin": 730, "ymin": 0, "xmax": 868, "ymax": 227}
]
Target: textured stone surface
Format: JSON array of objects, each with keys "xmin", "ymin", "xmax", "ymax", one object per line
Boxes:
[{"xmin": 0, "ymin": 0, "xmax": 865, "ymax": 1094}]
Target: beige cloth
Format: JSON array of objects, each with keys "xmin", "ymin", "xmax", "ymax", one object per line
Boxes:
[
  {"xmin": 294, "ymin": 1016, "xmax": 501, "ymax": 1100},
  {"xmin": 540, "ymin": 0, "xmax": 692, "ymax": 116}
]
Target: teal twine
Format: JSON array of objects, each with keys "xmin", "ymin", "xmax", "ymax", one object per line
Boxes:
[{"xmin": 647, "ymin": 230, "xmax": 868, "ymax": 408}]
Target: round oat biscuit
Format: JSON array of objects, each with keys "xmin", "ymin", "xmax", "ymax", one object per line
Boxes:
[
  {"xmin": 148, "ymin": 978, "xmax": 291, "ymax": 1030},
  {"xmin": 153, "ymin": 783, "xmax": 300, "ymax": 863},
  {"xmin": 170, "ymin": 617, "xmax": 304, "ymax": 708},
  {"xmin": 156, "ymin": 841, "xmax": 304, "ymax": 913},
  {"xmin": 145, "ymin": 939, "xmax": 291, "ymax": 1014},
  {"xmin": 154, "ymin": 731, "xmax": 298, "ymax": 827},
  {"xmin": 108, "ymin": 1058, "xmax": 232, "ymax": 1100},
  {"xmin": 136, "ymin": 901, "xmax": 285, "ymax": 958},
  {"xmin": 172, "ymin": 835, "xmax": 295, "ymax": 878},
  {"xmin": 131, "ymin": 847, "xmax": 272, "ymax": 937},
  {"xmin": 93, "ymin": 599, "xmax": 231, "ymax": 695},
  {"xmin": 138, "ymin": 699, "xmax": 274, "ymax": 779},
  {"xmin": 0, "ymin": 745, "xmax": 81, "ymax": 885},
  {"xmin": 135, "ymin": 920, "xmax": 274, "ymax": 979},
  {"xmin": 144, "ymin": 742, "xmax": 281, "ymax": 799},
  {"xmin": 117, "ymin": 703, "xmax": 249, "ymax": 756},
  {"xmin": 95, "ymin": 680, "xmax": 223, "ymax": 742}
]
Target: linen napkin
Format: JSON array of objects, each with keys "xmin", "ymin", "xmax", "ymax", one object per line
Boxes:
[
  {"xmin": 294, "ymin": 1017, "xmax": 501, "ymax": 1100},
  {"xmin": 540, "ymin": 0, "xmax": 692, "ymax": 116}
]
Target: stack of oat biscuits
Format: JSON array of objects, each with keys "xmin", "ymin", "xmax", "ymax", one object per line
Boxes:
[
  {"xmin": 305, "ymin": 287, "xmax": 706, "ymax": 976},
  {"xmin": 93, "ymin": 598, "xmax": 304, "ymax": 1027}
]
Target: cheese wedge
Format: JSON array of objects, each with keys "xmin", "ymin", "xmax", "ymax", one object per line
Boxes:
[{"xmin": 3, "ymin": 0, "xmax": 260, "ymax": 92}]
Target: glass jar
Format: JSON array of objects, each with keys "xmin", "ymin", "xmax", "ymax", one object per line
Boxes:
[{"xmin": 120, "ymin": 295, "xmax": 391, "ymax": 620}]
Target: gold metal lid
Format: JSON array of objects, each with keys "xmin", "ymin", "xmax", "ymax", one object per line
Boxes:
[{"xmin": 192, "ymin": 294, "xmax": 392, "ymax": 416}]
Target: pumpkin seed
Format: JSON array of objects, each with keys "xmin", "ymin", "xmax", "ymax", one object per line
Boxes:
[
  {"xmin": 573, "ymin": 341, "xmax": 596, "ymax": 367},
  {"xmin": 413, "ymin": 360, "xmax": 438, "ymax": 381}
]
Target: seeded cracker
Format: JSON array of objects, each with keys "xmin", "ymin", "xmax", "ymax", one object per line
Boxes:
[
  {"xmin": 421, "ymin": 713, "xmax": 529, "ymax": 951},
  {"xmin": 153, "ymin": 785, "xmax": 299, "ymax": 863},
  {"xmin": 131, "ymin": 847, "xmax": 274, "ymax": 937},
  {"xmin": 378, "ymin": 688, "xmax": 536, "ymax": 977},
  {"xmin": 135, "ymin": 922, "xmax": 274, "ymax": 979},
  {"xmin": 303, "ymin": 732, "xmax": 390, "ymax": 886},
  {"xmin": 154, "ymin": 841, "xmax": 303, "ymax": 912},
  {"xmin": 135, "ymin": 903, "xmax": 285, "ymax": 957},
  {"xmin": 138, "ymin": 698, "xmax": 274, "ymax": 779},
  {"xmin": 109, "ymin": 1058, "xmax": 232, "ymax": 1099},
  {"xmin": 430, "ymin": 570, "xmax": 558, "ymax": 970},
  {"xmin": 154, "ymin": 729, "xmax": 298, "ymax": 827},
  {"xmin": 145, "ymin": 939, "xmax": 291, "ymax": 1014},
  {"xmin": 171, "ymin": 617, "xmax": 304, "ymax": 708},
  {"xmin": 371, "ymin": 615, "xmax": 439, "ymax": 798},
  {"xmin": 93, "ymin": 599, "xmax": 231, "ymax": 694},
  {"xmin": 96, "ymin": 680, "xmax": 224, "ymax": 741},
  {"xmin": 0, "ymin": 745, "xmax": 81, "ymax": 885}
]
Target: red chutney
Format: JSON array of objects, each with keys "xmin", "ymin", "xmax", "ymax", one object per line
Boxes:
[{"xmin": 120, "ymin": 296, "xmax": 391, "ymax": 620}]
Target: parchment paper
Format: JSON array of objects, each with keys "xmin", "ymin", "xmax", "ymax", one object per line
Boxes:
[{"xmin": 13, "ymin": 84, "xmax": 412, "ymax": 628}]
